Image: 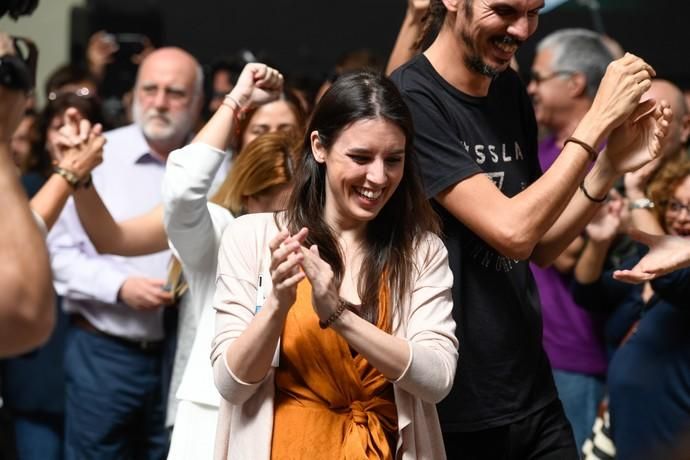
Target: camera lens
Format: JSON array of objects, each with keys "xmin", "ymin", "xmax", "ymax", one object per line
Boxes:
[{"xmin": 0, "ymin": 55, "xmax": 32, "ymax": 93}]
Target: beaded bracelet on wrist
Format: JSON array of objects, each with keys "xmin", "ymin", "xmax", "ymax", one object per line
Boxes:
[{"xmin": 319, "ymin": 298, "xmax": 352, "ymax": 329}]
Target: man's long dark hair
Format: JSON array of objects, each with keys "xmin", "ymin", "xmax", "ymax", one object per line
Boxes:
[
  {"xmin": 285, "ymin": 71, "xmax": 440, "ymax": 329},
  {"xmin": 414, "ymin": 0, "xmax": 448, "ymax": 51}
]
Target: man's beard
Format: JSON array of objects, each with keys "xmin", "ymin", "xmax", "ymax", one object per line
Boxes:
[
  {"xmin": 461, "ymin": 33, "xmax": 520, "ymax": 78},
  {"xmin": 465, "ymin": 54, "xmax": 500, "ymax": 78},
  {"xmin": 132, "ymin": 99, "xmax": 194, "ymax": 143}
]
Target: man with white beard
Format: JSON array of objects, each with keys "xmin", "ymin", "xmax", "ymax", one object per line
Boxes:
[{"xmin": 48, "ymin": 47, "xmax": 202, "ymax": 459}]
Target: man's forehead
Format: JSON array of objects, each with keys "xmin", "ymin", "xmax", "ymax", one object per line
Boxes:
[
  {"xmin": 482, "ymin": 0, "xmax": 545, "ymax": 10},
  {"xmin": 139, "ymin": 55, "xmax": 196, "ymax": 85},
  {"xmin": 644, "ymin": 81, "xmax": 683, "ymax": 117},
  {"xmin": 138, "ymin": 70, "xmax": 194, "ymax": 91}
]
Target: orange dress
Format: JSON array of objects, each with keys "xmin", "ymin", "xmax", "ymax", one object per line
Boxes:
[{"xmin": 270, "ymin": 280, "xmax": 398, "ymax": 459}]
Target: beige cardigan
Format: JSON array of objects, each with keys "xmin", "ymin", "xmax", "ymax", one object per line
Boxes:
[{"xmin": 211, "ymin": 213, "xmax": 458, "ymax": 460}]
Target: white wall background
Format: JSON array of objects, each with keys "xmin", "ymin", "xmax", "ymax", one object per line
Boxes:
[{"xmin": 0, "ymin": 0, "xmax": 86, "ymax": 105}]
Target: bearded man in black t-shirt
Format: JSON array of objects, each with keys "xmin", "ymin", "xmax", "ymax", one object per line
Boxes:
[{"xmin": 390, "ymin": 0, "xmax": 671, "ymax": 458}]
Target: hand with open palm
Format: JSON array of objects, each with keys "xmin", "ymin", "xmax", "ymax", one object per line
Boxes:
[
  {"xmin": 603, "ymin": 99, "xmax": 672, "ymax": 175},
  {"xmin": 613, "ymin": 230, "xmax": 690, "ymax": 283}
]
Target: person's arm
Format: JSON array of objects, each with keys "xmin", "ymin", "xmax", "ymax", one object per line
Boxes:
[
  {"xmin": 163, "ymin": 143, "xmax": 226, "ymax": 270},
  {"xmin": 613, "ymin": 230, "xmax": 690, "ymax": 283},
  {"xmin": 51, "ymin": 200, "xmax": 172, "ymax": 310},
  {"xmin": 31, "ymin": 117, "xmax": 105, "ymax": 231},
  {"xmin": 47, "ymin": 108, "xmax": 167, "ymax": 257},
  {"xmin": 212, "ymin": 219, "xmax": 307, "ymax": 404},
  {"xmin": 436, "ymin": 55, "xmax": 661, "ymax": 264},
  {"xmin": 574, "ymin": 238, "xmax": 616, "ymax": 286},
  {"xmin": 572, "ymin": 256, "xmax": 636, "ymax": 314},
  {"xmin": 628, "ymin": 205, "xmax": 663, "ymax": 235},
  {"xmin": 571, "ymin": 201, "xmax": 641, "ymax": 313},
  {"xmin": 301, "ymin": 245, "xmax": 408, "ymax": 378},
  {"xmin": 439, "ymin": 61, "xmax": 668, "ymax": 267},
  {"xmin": 30, "ymin": 176, "xmax": 73, "ymax": 231},
  {"xmin": 194, "ymin": 63, "xmax": 283, "ymax": 149},
  {"xmin": 0, "ymin": 35, "xmax": 54, "ymax": 356},
  {"xmin": 301, "ymin": 236, "xmax": 458, "ymax": 402},
  {"xmin": 574, "ymin": 197, "xmax": 623, "ymax": 284},
  {"xmin": 48, "ymin": 144, "xmax": 173, "ymax": 314},
  {"xmin": 0, "ymin": 40, "xmax": 55, "ymax": 353},
  {"xmin": 0, "ymin": 141, "xmax": 54, "ymax": 357},
  {"xmin": 385, "ymin": 0, "xmax": 429, "ymax": 76},
  {"xmin": 163, "ymin": 63, "xmax": 283, "ymax": 270},
  {"xmin": 572, "ymin": 233, "xmax": 638, "ymax": 314},
  {"xmin": 624, "ymin": 164, "xmax": 665, "ymax": 234},
  {"xmin": 74, "ymin": 186, "xmax": 166, "ymax": 256},
  {"xmin": 0, "ymin": 33, "xmax": 55, "ymax": 357},
  {"xmin": 533, "ymin": 86, "xmax": 672, "ymax": 265},
  {"xmin": 550, "ymin": 235, "xmax": 585, "ymax": 274},
  {"xmin": 649, "ymin": 267, "xmax": 690, "ymax": 306}
]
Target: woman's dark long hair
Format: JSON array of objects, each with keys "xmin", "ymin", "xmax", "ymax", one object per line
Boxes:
[{"xmin": 285, "ymin": 71, "xmax": 440, "ymax": 329}]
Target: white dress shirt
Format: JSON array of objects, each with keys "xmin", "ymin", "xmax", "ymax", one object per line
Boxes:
[{"xmin": 48, "ymin": 124, "xmax": 172, "ymax": 341}]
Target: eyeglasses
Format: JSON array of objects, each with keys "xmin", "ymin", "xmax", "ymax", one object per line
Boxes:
[
  {"xmin": 529, "ymin": 70, "xmax": 574, "ymax": 85},
  {"xmin": 666, "ymin": 200, "xmax": 690, "ymax": 215}
]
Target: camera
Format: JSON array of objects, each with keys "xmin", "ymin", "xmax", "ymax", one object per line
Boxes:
[{"xmin": 0, "ymin": 36, "xmax": 37, "ymax": 93}]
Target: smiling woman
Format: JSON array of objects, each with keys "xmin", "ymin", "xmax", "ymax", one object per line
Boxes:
[
  {"xmin": 312, "ymin": 117, "xmax": 405, "ymax": 231},
  {"xmin": 648, "ymin": 160, "xmax": 690, "ymax": 237},
  {"xmin": 211, "ymin": 71, "xmax": 458, "ymax": 459}
]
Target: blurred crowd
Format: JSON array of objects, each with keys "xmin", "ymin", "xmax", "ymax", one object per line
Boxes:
[{"xmin": 1, "ymin": 1, "xmax": 690, "ymax": 460}]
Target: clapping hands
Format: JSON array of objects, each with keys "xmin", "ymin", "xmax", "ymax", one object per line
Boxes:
[
  {"xmin": 589, "ymin": 53, "xmax": 655, "ymax": 134},
  {"xmin": 52, "ymin": 108, "xmax": 106, "ymax": 185},
  {"xmin": 604, "ymin": 98, "xmax": 672, "ymax": 175},
  {"xmin": 299, "ymin": 244, "xmax": 341, "ymax": 325},
  {"xmin": 267, "ymin": 228, "xmax": 308, "ymax": 312},
  {"xmin": 266, "ymin": 227, "xmax": 344, "ymax": 325}
]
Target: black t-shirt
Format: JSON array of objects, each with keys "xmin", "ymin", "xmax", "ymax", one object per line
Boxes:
[{"xmin": 391, "ymin": 55, "xmax": 557, "ymax": 431}]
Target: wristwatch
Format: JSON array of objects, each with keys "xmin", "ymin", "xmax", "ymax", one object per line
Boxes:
[
  {"xmin": 53, "ymin": 166, "xmax": 81, "ymax": 188},
  {"xmin": 629, "ymin": 198, "xmax": 655, "ymax": 210},
  {"xmin": 53, "ymin": 166, "xmax": 91, "ymax": 189}
]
